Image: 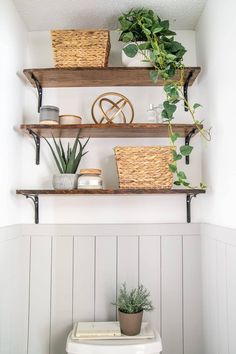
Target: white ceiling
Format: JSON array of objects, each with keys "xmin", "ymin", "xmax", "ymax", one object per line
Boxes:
[{"xmin": 13, "ymin": 0, "xmax": 207, "ymax": 31}]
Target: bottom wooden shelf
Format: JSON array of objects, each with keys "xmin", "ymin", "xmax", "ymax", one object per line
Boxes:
[
  {"xmin": 16, "ymin": 188, "xmax": 205, "ymax": 224},
  {"xmin": 16, "ymin": 188, "xmax": 205, "ymax": 195}
]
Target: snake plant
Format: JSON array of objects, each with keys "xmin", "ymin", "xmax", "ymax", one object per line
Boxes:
[{"xmin": 43, "ymin": 134, "xmax": 89, "ymax": 174}]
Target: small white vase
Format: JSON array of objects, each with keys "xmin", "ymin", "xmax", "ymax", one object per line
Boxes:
[
  {"xmin": 52, "ymin": 174, "xmax": 79, "ymax": 190},
  {"xmin": 122, "ymin": 42, "xmax": 152, "ymax": 67}
]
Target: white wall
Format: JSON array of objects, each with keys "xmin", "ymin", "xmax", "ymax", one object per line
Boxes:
[
  {"xmin": 20, "ymin": 30, "xmax": 203, "ymax": 224},
  {"xmin": 0, "ymin": 0, "xmax": 27, "ymax": 226},
  {"xmin": 196, "ymin": 0, "xmax": 236, "ymax": 228}
]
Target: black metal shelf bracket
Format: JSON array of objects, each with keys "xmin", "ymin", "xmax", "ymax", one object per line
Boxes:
[
  {"xmin": 185, "ymin": 128, "xmax": 196, "ymax": 165},
  {"xmin": 25, "ymin": 195, "xmax": 39, "ymax": 224},
  {"xmin": 31, "ymin": 73, "xmax": 43, "ymax": 113},
  {"xmin": 28, "ymin": 129, "xmax": 40, "ymax": 165},
  {"xmin": 186, "ymin": 194, "xmax": 196, "ymax": 223},
  {"xmin": 183, "ymin": 70, "xmax": 193, "ymax": 112}
]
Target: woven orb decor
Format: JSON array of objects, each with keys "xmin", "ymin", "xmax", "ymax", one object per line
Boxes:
[{"xmin": 91, "ymin": 92, "xmax": 134, "ymax": 124}]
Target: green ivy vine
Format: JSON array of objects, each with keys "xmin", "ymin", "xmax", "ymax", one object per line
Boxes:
[{"xmin": 118, "ymin": 8, "xmax": 211, "ymax": 188}]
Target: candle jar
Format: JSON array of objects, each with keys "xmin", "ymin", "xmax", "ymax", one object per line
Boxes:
[{"xmin": 78, "ymin": 169, "xmax": 103, "ymax": 189}]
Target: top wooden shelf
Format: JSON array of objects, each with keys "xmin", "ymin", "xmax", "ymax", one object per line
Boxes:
[{"xmin": 23, "ymin": 67, "xmax": 201, "ymax": 88}]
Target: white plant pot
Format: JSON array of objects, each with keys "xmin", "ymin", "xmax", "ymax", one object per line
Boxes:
[
  {"xmin": 122, "ymin": 42, "xmax": 152, "ymax": 67},
  {"xmin": 52, "ymin": 174, "xmax": 79, "ymax": 190}
]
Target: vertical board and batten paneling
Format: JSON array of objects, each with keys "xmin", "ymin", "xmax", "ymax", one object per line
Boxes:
[
  {"xmin": 161, "ymin": 236, "xmax": 183, "ymax": 354},
  {"xmin": 227, "ymin": 245, "xmax": 236, "ymax": 354},
  {"xmin": 139, "ymin": 236, "xmax": 161, "ymax": 329},
  {"xmin": 201, "ymin": 223, "xmax": 236, "ymax": 354},
  {"xmin": 73, "ymin": 237, "xmax": 95, "ymax": 322},
  {"xmin": 183, "ymin": 236, "xmax": 203, "ymax": 354},
  {"xmin": 0, "ymin": 227, "xmax": 30, "ymax": 354},
  {"xmin": 28, "ymin": 236, "xmax": 51, "ymax": 354},
  {"xmin": 117, "ymin": 236, "xmax": 139, "ymax": 289},
  {"xmin": 50, "ymin": 237, "xmax": 73, "ymax": 354},
  {"xmin": 0, "ymin": 224, "xmax": 204, "ymax": 354},
  {"xmin": 216, "ymin": 242, "xmax": 229, "ymax": 354},
  {"xmin": 95, "ymin": 237, "xmax": 117, "ymax": 321}
]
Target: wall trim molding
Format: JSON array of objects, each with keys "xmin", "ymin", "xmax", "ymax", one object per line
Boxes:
[
  {"xmin": 0, "ymin": 224, "xmax": 21, "ymax": 242},
  {"xmin": 201, "ymin": 223, "xmax": 236, "ymax": 247},
  {"xmin": 19, "ymin": 223, "xmax": 201, "ymax": 237}
]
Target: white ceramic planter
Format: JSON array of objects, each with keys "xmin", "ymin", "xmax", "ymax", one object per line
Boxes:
[
  {"xmin": 122, "ymin": 42, "xmax": 152, "ymax": 67},
  {"xmin": 52, "ymin": 174, "xmax": 79, "ymax": 190}
]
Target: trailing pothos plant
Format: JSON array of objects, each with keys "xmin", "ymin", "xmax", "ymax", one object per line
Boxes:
[{"xmin": 118, "ymin": 8, "xmax": 211, "ymax": 188}]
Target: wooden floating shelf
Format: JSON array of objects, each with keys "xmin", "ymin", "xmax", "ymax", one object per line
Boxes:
[
  {"xmin": 20, "ymin": 123, "xmax": 202, "ymax": 139},
  {"xmin": 16, "ymin": 188, "xmax": 205, "ymax": 224},
  {"xmin": 16, "ymin": 189, "xmax": 205, "ymax": 196},
  {"xmin": 23, "ymin": 67, "xmax": 201, "ymax": 88}
]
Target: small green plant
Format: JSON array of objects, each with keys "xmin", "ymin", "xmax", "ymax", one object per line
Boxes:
[
  {"xmin": 113, "ymin": 283, "xmax": 154, "ymax": 314},
  {"xmin": 43, "ymin": 134, "xmax": 89, "ymax": 174},
  {"xmin": 118, "ymin": 8, "xmax": 211, "ymax": 189}
]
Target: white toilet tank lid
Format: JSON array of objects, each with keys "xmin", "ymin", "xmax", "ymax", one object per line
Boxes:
[{"xmin": 66, "ymin": 329, "xmax": 162, "ymax": 354}]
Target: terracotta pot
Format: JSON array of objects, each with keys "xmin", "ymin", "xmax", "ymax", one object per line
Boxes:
[{"xmin": 118, "ymin": 310, "xmax": 143, "ymax": 336}]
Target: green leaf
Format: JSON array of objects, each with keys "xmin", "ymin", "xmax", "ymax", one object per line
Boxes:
[
  {"xmin": 182, "ymin": 181, "xmax": 190, "ymax": 187},
  {"xmin": 123, "ymin": 43, "xmax": 138, "ymax": 58},
  {"xmin": 66, "ymin": 135, "xmax": 80, "ymax": 173},
  {"xmin": 180, "ymin": 145, "xmax": 193, "ymax": 156},
  {"xmin": 152, "ymin": 25, "xmax": 163, "ymax": 34},
  {"xmin": 160, "ymin": 20, "xmax": 169, "ymax": 29},
  {"xmin": 122, "ymin": 31, "xmax": 134, "ymax": 43},
  {"xmin": 149, "ymin": 70, "xmax": 158, "ymax": 83},
  {"xmin": 42, "ymin": 137, "xmax": 63, "ymax": 173},
  {"xmin": 143, "ymin": 17, "xmax": 153, "ymax": 27},
  {"xmin": 52, "ymin": 135, "xmax": 67, "ymax": 172},
  {"xmin": 177, "ymin": 171, "xmax": 187, "ymax": 180},
  {"xmin": 143, "ymin": 28, "xmax": 151, "ymax": 36},
  {"xmin": 169, "ymin": 164, "xmax": 177, "ymax": 173},
  {"xmin": 172, "ymin": 150, "xmax": 182, "ymax": 161},
  {"xmin": 119, "ymin": 18, "xmax": 132, "ymax": 30},
  {"xmin": 163, "ymin": 100, "xmax": 176, "ymax": 118},
  {"xmin": 170, "ymin": 132, "xmax": 180, "ymax": 143},
  {"xmin": 200, "ymin": 182, "xmax": 207, "ymax": 189},
  {"xmin": 174, "ymin": 181, "xmax": 181, "ymax": 186},
  {"xmin": 164, "ymin": 83, "xmax": 174, "ymax": 93},
  {"xmin": 193, "ymin": 103, "xmax": 202, "ymax": 109},
  {"xmin": 138, "ymin": 42, "xmax": 150, "ymax": 50}
]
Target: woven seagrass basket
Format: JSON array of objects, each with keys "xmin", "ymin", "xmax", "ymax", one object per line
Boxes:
[
  {"xmin": 114, "ymin": 146, "xmax": 174, "ymax": 189},
  {"xmin": 51, "ymin": 29, "xmax": 110, "ymax": 68}
]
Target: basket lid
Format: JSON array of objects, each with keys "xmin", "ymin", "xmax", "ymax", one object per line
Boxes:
[
  {"xmin": 80, "ymin": 169, "xmax": 101, "ymax": 175},
  {"xmin": 40, "ymin": 105, "xmax": 59, "ymax": 112}
]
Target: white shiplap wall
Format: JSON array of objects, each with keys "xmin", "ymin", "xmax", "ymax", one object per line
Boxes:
[
  {"xmin": 201, "ymin": 224, "xmax": 236, "ymax": 354},
  {"xmin": 0, "ymin": 223, "xmax": 202, "ymax": 354}
]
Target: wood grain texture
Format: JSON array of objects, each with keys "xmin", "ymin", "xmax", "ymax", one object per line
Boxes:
[
  {"xmin": 23, "ymin": 67, "xmax": 201, "ymax": 88},
  {"xmin": 16, "ymin": 188, "xmax": 206, "ymax": 195},
  {"xmin": 20, "ymin": 123, "xmax": 202, "ymax": 139}
]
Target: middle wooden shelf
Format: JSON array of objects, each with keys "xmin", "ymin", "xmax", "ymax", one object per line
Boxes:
[{"xmin": 20, "ymin": 123, "xmax": 202, "ymax": 138}]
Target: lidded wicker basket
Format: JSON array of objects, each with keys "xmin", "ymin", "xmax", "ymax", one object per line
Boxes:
[
  {"xmin": 114, "ymin": 146, "xmax": 174, "ymax": 189},
  {"xmin": 51, "ymin": 29, "xmax": 110, "ymax": 68}
]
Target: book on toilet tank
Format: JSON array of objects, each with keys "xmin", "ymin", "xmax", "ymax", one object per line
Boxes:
[
  {"xmin": 71, "ymin": 322, "xmax": 155, "ymax": 340},
  {"xmin": 75, "ymin": 321, "xmax": 121, "ymax": 338}
]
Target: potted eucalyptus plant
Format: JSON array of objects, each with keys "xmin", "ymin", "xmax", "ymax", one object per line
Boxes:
[
  {"xmin": 118, "ymin": 8, "xmax": 211, "ymax": 189},
  {"xmin": 113, "ymin": 283, "xmax": 153, "ymax": 336},
  {"xmin": 43, "ymin": 134, "xmax": 89, "ymax": 190}
]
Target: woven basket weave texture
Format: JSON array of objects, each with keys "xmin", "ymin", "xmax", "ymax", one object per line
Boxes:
[
  {"xmin": 51, "ymin": 30, "xmax": 110, "ymax": 68},
  {"xmin": 114, "ymin": 146, "xmax": 174, "ymax": 189}
]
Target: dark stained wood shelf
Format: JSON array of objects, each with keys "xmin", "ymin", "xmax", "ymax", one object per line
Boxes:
[
  {"xmin": 16, "ymin": 189, "xmax": 205, "ymax": 196},
  {"xmin": 23, "ymin": 67, "xmax": 201, "ymax": 88},
  {"xmin": 20, "ymin": 123, "xmax": 202, "ymax": 139}
]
